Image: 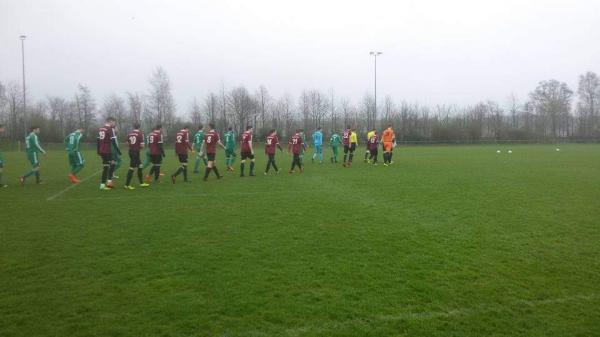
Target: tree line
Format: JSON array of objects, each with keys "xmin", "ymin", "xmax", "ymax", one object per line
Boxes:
[{"xmin": 1, "ymin": 67, "xmax": 599, "ymax": 143}]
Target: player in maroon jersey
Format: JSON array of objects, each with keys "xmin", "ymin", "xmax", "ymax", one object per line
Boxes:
[
  {"xmin": 367, "ymin": 130, "xmax": 380, "ymax": 165},
  {"xmin": 123, "ymin": 122, "xmax": 149, "ymax": 189},
  {"xmin": 97, "ymin": 117, "xmax": 121, "ymax": 190},
  {"xmin": 264, "ymin": 129, "xmax": 283, "ymax": 175},
  {"xmin": 239, "ymin": 125, "xmax": 255, "ymax": 177},
  {"xmin": 288, "ymin": 129, "xmax": 305, "ymax": 173},
  {"xmin": 342, "ymin": 125, "xmax": 352, "ymax": 167},
  {"xmin": 145, "ymin": 124, "xmax": 165, "ymax": 183},
  {"xmin": 171, "ymin": 125, "xmax": 193, "ymax": 183},
  {"xmin": 201, "ymin": 122, "xmax": 226, "ymax": 181}
]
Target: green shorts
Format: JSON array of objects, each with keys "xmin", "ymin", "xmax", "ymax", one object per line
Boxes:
[
  {"xmin": 112, "ymin": 152, "xmax": 121, "ymax": 161},
  {"xmin": 225, "ymin": 149, "xmax": 236, "ymax": 158},
  {"xmin": 0, "ymin": 152, "xmax": 4, "ymax": 168},
  {"xmin": 69, "ymin": 151, "xmax": 84, "ymax": 166},
  {"xmin": 27, "ymin": 152, "xmax": 40, "ymax": 167}
]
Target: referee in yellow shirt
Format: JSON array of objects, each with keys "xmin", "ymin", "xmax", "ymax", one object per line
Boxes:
[
  {"xmin": 364, "ymin": 129, "xmax": 375, "ymax": 162},
  {"xmin": 348, "ymin": 128, "xmax": 358, "ymax": 166}
]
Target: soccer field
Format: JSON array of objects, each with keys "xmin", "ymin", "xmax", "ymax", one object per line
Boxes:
[{"xmin": 1, "ymin": 144, "xmax": 599, "ymax": 336}]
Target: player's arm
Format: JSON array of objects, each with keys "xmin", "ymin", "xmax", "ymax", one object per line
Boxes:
[
  {"xmin": 277, "ymin": 142, "xmax": 283, "ymax": 152},
  {"xmin": 75, "ymin": 133, "xmax": 82, "ymax": 152},
  {"xmin": 249, "ymin": 138, "xmax": 254, "ymax": 155},
  {"xmin": 218, "ymin": 140, "xmax": 226, "ymax": 150},
  {"xmin": 186, "ymin": 135, "xmax": 193, "ymax": 153},
  {"xmin": 63, "ymin": 135, "xmax": 69, "ymax": 150},
  {"xmin": 34, "ymin": 134, "xmax": 47, "ymax": 155},
  {"xmin": 158, "ymin": 138, "xmax": 165, "ymax": 157}
]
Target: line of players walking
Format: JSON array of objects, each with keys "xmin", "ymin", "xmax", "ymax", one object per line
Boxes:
[{"xmin": 2, "ymin": 119, "xmax": 395, "ymax": 189}]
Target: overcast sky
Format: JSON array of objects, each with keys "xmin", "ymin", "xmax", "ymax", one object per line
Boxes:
[{"xmin": 1, "ymin": 0, "xmax": 599, "ymax": 113}]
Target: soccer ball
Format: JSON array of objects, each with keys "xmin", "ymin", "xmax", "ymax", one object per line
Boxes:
[
  {"xmin": 556, "ymin": 148, "xmax": 560, "ymax": 152},
  {"xmin": 508, "ymin": 150, "xmax": 512, "ymax": 154},
  {"xmin": 496, "ymin": 150, "xmax": 501, "ymax": 154}
]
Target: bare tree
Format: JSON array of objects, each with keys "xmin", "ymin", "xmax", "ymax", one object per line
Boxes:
[
  {"xmin": 577, "ymin": 71, "xmax": 599, "ymax": 136},
  {"xmin": 145, "ymin": 67, "xmax": 176, "ymax": 137},
  {"xmin": 126, "ymin": 92, "xmax": 143, "ymax": 126},
  {"xmin": 228, "ymin": 86, "xmax": 255, "ymax": 133},
  {"xmin": 74, "ymin": 84, "xmax": 96, "ymax": 137},
  {"xmin": 102, "ymin": 94, "xmax": 128, "ymax": 132},
  {"xmin": 189, "ymin": 97, "xmax": 202, "ymax": 126},
  {"xmin": 530, "ymin": 79, "xmax": 573, "ymax": 138},
  {"xmin": 6, "ymin": 82, "xmax": 23, "ymax": 140}
]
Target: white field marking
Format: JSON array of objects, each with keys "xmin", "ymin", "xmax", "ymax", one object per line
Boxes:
[
  {"xmin": 46, "ymin": 170, "xmax": 102, "ymax": 201},
  {"xmin": 280, "ymin": 294, "xmax": 598, "ymax": 336}
]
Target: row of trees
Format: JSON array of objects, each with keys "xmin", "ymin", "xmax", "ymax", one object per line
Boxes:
[{"xmin": 1, "ymin": 68, "xmax": 599, "ymax": 143}]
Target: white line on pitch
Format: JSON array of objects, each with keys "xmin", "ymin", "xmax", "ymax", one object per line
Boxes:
[{"xmin": 46, "ymin": 170, "xmax": 102, "ymax": 201}]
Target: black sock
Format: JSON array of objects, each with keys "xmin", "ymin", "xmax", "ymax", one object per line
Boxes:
[
  {"xmin": 137, "ymin": 168, "xmax": 143, "ymax": 183},
  {"xmin": 240, "ymin": 162, "xmax": 245, "ymax": 175},
  {"xmin": 272, "ymin": 161, "xmax": 278, "ymax": 172},
  {"xmin": 364, "ymin": 151, "xmax": 369, "ymax": 160},
  {"xmin": 183, "ymin": 166, "xmax": 188, "ymax": 181},
  {"xmin": 250, "ymin": 161, "xmax": 255, "ymax": 174},
  {"xmin": 126, "ymin": 168, "xmax": 134, "ymax": 186},
  {"xmin": 174, "ymin": 167, "xmax": 183, "ymax": 177},
  {"xmin": 154, "ymin": 165, "xmax": 160, "ymax": 181},
  {"xmin": 204, "ymin": 167, "xmax": 212, "ymax": 179},
  {"xmin": 35, "ymin": 171, "xmax": 40, "ymax": 183},
  {"xmin": 343, "ymin": 154, "xmax": 347, "ymax": 163},
  {"xmin": 389, "ymin": 153, "xmax": 393, "ymax": 162},
  {"xmin": 108, "ymin": 164, "xmax": 115, "ymax": 179},
  {"xmin": 349, "ymin": 153, "xmax": 354, "ymax": 162},
  {"xmin": 101, "ymin": 166, "xmax": 109, "ymax": 184},
  {"xmin": 213, "ymin": 166, "xmax": 221, "ymax": 177},
  {"xmin": 265, "ymin": 160, "xmax": 271, "ymax": 173}
]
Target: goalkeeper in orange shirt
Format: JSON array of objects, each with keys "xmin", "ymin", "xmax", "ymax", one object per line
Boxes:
[{"xmin": 382, "ymin": 124, "xmax": 396, "ymax": 166}]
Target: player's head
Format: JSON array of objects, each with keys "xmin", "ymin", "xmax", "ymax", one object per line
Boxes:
[
  {"xmin": 209, "ymin": 122, "xmax": 215, "ymax": 130},
  {"xmin": 295, "ymin": 128, "xmax": 301, "ymax": 133},
  {"xmin": 30, "ymin": 126, "xmax": 40, "ymax": 134},
  {"xmin": 154, "ymin": 124, "xmax": 162, "ymax": 131},
  {"xmin": 387, "ymin": 123, "xmax": 392, "ymax": 128},
  {"xmin": 133, "ymin": 122, "xmax": 141, "ymax": 130},
  {"xmin": 76, "ymin": 127, "xmax": 85, "ymax": 133},
  {"xmin": 246, "ymin": 125, "xmax": 253, "ymax": 132},
  {"xmin": 197, "ymin": 123, "xmax": 203, "ymax": 130},
  {"xmin": 227, "ymin": 126, "xmax": 232, "ymax": 131},
  {"xmin": 346, "ymin": 125, "xmax": 351, "ymax": 129},
  {"xmin": 182, "ymin": 124, "xmax": 189, "ymax": 130},
  {"xmin": 269, "ymin": 128, "xmax": 276, "ymax": 135},
  {"xmin": 106, "ymin": 117, "xmax": 116, "ymax": 127},
  {"xmin": 317, "ymin": 127, "xmax": 322, "ymax": 131},
  {"xmin": 0, "ymin": 124, "xmax": 4, "ymax": 133}
]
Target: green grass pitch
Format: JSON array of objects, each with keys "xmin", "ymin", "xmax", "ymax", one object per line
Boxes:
[{"xmin": 1, "ymin": 144, "xmax": 599, "ymax": 336}]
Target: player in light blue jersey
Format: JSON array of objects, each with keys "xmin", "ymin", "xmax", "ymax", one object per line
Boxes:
[{"xmin": 311, "ymin": 127, "xmax": 324, "ymax": 164}]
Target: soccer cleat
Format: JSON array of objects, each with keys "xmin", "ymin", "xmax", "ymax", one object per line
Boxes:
[
  {"xmin": 300, "ymin": 168, "xmax": 304, "ymax": 173},
  {"xmin": 264, "ymin": 172, "xmax": 268, "ymax": 175},
  {"xmin": 217, "ymin": 175, "xmax": 223, "ymax": 180},
  {"xmin": 19, "ymin": 176, "xmax": 25, "ymax": 186},
  {"xmin": 99, "ymin": 184, "xmax": 111, "ymax": 190},
  {"xmin": 159, "ymin": 173, "xmax": 165, "ymax": 176},
  {"xmin": 124, "ymin": 185, "xmax": 135, "ymax": 190},
  {"xmin": 289, "ymin": 170, "xmax": 294, "ymax": 174},
  {"xmin": 106, "ymin": 182, "xmax": 114, "ymax": 189},
  {"xmin": 139, "ymin": 183, "xmax": 150, "ymax": 187},
  {"xmin": 171, "ymin": 175, "xmax": 176, "ymax": 184},
  {"xmin": 112, "ymin": 175, "xmax": 120, "ymax": 179},
  {"xmin": 276, "ymin": 170, "xmax": 280, "ymax": 174},
  {"xmin": 384, "ymin": 163, "xmax": 389, "ymax": 166},
  {"xmin": 0, "ymin": 184, "xmax": 8, "ymax": 188}
]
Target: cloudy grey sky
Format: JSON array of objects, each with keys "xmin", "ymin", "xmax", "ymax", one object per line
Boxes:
[{"xmin": 1, "ymin": 0, "xmax": 599, "ymax": 113}]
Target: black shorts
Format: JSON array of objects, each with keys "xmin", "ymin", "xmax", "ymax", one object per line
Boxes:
[
  {"xmin": 350, "ymin": 143, "xmax": 357, "ymax": 152},
  {"xmin": 177, "ymin": 154, "xmax": 188, "ymax": 163},
  {"xmin": 129, "ymin": 150, "xmax": 141, "ymax": 168},
  {"xmin": 241, "ymin": 152, "xmax": 255, "ymax": 160},
  {"xmin": 206, "ymin": 153, "xmax": 216, "ymax": 161},
  {"xmin": 100, "ymin": 153, "xmax": 112, "ymax": 165},
  {"xmin": 343, "ymin": 145, "xmax": 350, "ymax": 154},
  {"xmin": 150, "ymin": 154, "xmax": 162, "ymax": 165},
  {"xmin": 369, "ymin": 148, "xmax": 378, "ymax": 156}
]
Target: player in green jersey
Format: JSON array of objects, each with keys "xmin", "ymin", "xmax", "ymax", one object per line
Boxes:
[
  {"xmin": 299, "ymin": 129, "xmax": 307, "ymax": 165},
  {"xmin": 192, "ymin": 124, "xmax": 207, "ymax": 173},
  {"xmin": 329, "ymin": 131, "xmax": 342, "ymax": 163},
  {"xmin": 0, "ymin": 124, "xmax": 6, "ymax": 188},
  {"xmin": 223, "ymin": 127, "xmax": 236, "ymax": 171},
  {"xmin": 111, "ymin": 137, "xmax": 122, "ymax": 179},
  {"xmin": 64, "ymin": 127, "xmax": 85, "ymax": 183},
  {"xmin": 20, "ymin": 126, "xmax": 47, "ymax": 185}
]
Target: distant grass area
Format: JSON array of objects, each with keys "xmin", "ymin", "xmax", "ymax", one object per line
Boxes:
[{"xmin": 1, "ymin": 144, "xmax": 599, "ymax": 336}]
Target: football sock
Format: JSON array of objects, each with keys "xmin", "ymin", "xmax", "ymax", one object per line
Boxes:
[
  {"xmin": 213, "ymin": 166, "xmax": 221, "ymax": 177},
  {"xmin": 73, "ymin": 165, "xmax": 83, "ymax": 175},
  {"xmin": 194, "ymin": 158, "xmax": 201, "ymax": 172},
  {"xmin": 108, "ymin": 163, "xmax": 115, "ymax": 179},
  {"xmin": 173, "ymin": 166, "xmax": 183, "ymax": 177},
  {"xmin": 364, "ymin": 151, "xmax": 369, "ymax": 160},
  {"xmin": 153, "ymin": 165, "xmax": 160, "ymax": 181},
  {"xmin": 265, "ymin": 160, "xmax": 271, "ymax": 173},
  {"xmin": 343, "ymin": 154, "xmax": 347, "ymax": 163},
  {"xmin": 126, "ymin": 168, "xmax": 134, "ymax": 186},
  {"xmin": 349, "ymin": 153, "xmax": 354, "ymax": 162},
  {"xmin": 204, "ymin": 167, "xmax": 212, "ymax": 179},
  {"xmin": 389, "ymin": 153, "xmax": 393, "ymax": 162},
  {"xmin": 249, "ymin": 161, "xmax": 254, "ymax": 175},
  {"xmin": 137, "ymin": 168, "xmax": 144, "ymax": 183},
  {"xmin": 240, "ymin": 162, "xmax": 245, "ymax": 175},
  {"xmin": 114, "ymin": 158, "xmax": 122, "ymax": 172},
  {"xmin": 148, "ymin": 166, "xmax": 155, "ymax": 176},
  {"xmin": 101, "ymin": 166, "xmax": 109, "ymax": 183},
  {"xmin": 35, "ymin": 171, "xmax": 40, "ymax": 183},
  {"xmin": 183, "ymin": 166, "xmax": 188, "ymax": 181}
]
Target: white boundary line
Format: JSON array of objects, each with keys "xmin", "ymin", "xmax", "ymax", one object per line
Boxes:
[{"xmin": 46, "ymin": 170, "xmax": 102, "ymax": 201}]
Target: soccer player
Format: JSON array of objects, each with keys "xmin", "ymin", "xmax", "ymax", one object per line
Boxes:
[
  {"xmin": 96, "ymin": 117, "xmax": 121, "ymax": 190},
  {"xmin": 365, "ymin": 128, "xmax": 376, "ymax": 162},
  {"xmin": 329, "ymin": 130, "xmax": 342, "ymax": 163},
  {"xmin": 311, "ymin": 127, "xmax": 324, "ymax": 164},
  {"xmin": 223, "ymin": 127, "xmax": 236, "ymax": 171},
  {"xmin": 124, "ymin": 123, "xmax": 149, "ymax": 189},
  {"xmin": 19, "ymin": 126, "xmax": 47, "ymax": 185},
  {"xmin": 368, "ymin": 130, "xmax": 380, "ymax": 165},
  {"xmin": 239, "ymin": 125, "xmax": 255, "ymax": 177},
  {"xmin": 202, "ymin": 122, "xmax": 225, "ymax": 181},
  {"xmin": 382, "ymin": 124, "xmax": 396, "ymax": 166},
  {"xmin": 146, "ymin": 125, "xmax": 165, "ymax": 182},
  {"xmin": 171, "ymin": 125, "xmax": 193, "ymax": 183},
  {"xmin": 64, "ymin": 127, "xmax": 85, "ymax": 184},
  {"xmin": 299, "ymin": 129, "xmax": 307, "ymax": 165},
  {"xmin": 192, "ymin": 124, "xmax": 207, "ymax": 173},
  {"xmin": 348, "ymin": 128, "xmax": 358, "ymax": 166},
  {"xmin": 111, "ymin": 126, "xmax": 122, "ymax": 179},
  {"xmin": 264, "ymin": 129, "xmax": 283, "ymax": 175},
  {"xmin": 0, "ymin": 124, "xmax": 7, "ymax": 188},
  {"xmin": 342, "ymin": 126, "xmax": 351, "ymax": 166},
  {"xmin": 288, "ymin": 129, "xmax": 304, "ymax": 173}
]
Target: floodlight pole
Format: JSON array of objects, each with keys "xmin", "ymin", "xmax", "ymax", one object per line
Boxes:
[
  {"xmin": 20, "ymin": 35, "xmax": 27, "ymax": 132},
  {"xmin": 369, "ymin": 51, "xmax": 382, "ymax": 129}
]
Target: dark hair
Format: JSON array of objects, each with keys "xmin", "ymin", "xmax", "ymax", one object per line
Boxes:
[
  {"xmin": 183, "ymin": 124, "xmax": 190, "ymax": 129},
  {"xmin": 209, "ymin": 122, "xmax": 215, "ymax": 129},
  {"xmin": 30, "ymin": 126, "xmax": 39, "ymax": 131},
  {"xmin": 154, "ymin": 124, "xmax": 162, "ymax": 130},
  {"xmin": 269, "ymin": 129, "xmax": 276, "ymax": 134},
  {"xmin": 133, "ymin": 122, "xmax": 141, "ymax": 129},
  {"xmin": 387, "ymin": 123, "xmax": 392, "ymax": 128},
  {"xmin": 198, "ymin": 124, "xmax": 203, "ymax": 130},
  {"xmin": 106, "ymin": 116, "xmax": 116, "ymax": 122},
  {"xmin": 317, "ymin": 127, "xmax": 322, "ymax": 131},
  {"xmin": 347, "ymin": 125, "xmax": 351, "ymax": 129},
  {"xmin": 246, "ymin": 125, "xmax": 253, "ymax": 131}
]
